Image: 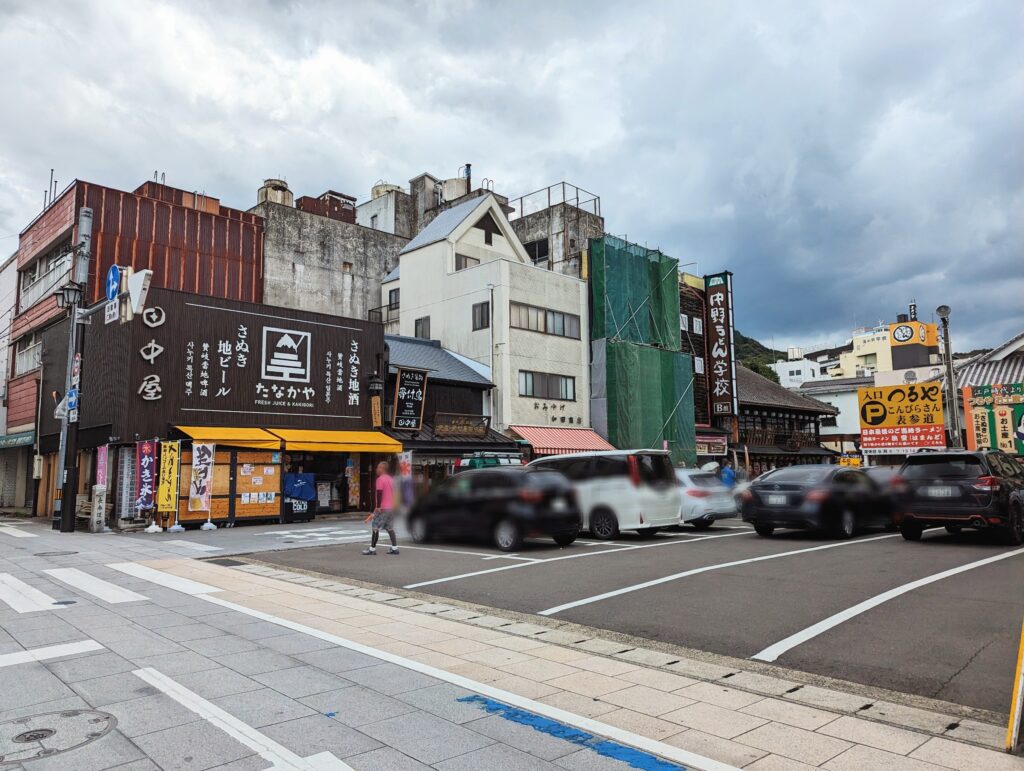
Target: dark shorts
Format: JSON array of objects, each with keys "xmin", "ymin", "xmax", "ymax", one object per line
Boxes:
[{"xmin": 371, "ymin": 509, "xmax": 395, "ymax": 530}]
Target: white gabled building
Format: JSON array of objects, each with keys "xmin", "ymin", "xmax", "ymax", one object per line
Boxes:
[{"xmin": 381, "ymin": 195, "xmax": 609, "ymax": 454}]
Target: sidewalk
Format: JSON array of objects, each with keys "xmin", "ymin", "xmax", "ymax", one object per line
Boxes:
[{"xmin": 147, "ymin": 556, "xmax": 1022, "ymax": 770}]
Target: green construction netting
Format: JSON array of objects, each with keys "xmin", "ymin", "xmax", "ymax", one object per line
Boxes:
[
  {"xmin": 604, "ymin": 340, "xmax": 696, "ymax": 467},
  {"xmin": 590, "ymin": 235, "xmax": 680, "ymax": 351}
]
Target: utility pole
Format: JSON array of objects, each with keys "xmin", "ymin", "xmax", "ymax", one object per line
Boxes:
[{"xmin": 936, "ymin": 305, "xmax": 963, "ymax": 449}]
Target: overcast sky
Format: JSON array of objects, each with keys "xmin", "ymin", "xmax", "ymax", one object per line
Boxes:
[{"xmin": 1, "ymin": 0, "xmax": 1020, "ymax": 351}]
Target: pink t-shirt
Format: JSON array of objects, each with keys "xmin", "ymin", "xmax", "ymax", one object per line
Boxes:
[{"xmin": 375, "ymin": 473, "xmax": 395, "ymax": 510}]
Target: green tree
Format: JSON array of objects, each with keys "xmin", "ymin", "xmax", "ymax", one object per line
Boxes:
[{"xmin": 746, "ymin": 360, "xmax": 781, "ymax": 384}]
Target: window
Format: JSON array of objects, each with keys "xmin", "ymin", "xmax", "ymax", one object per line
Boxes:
[
  {"xmin": 517, "ymin": 370, "xmax": 575, "ymax": 401},
  {"xmin": 370, "ymin": 214, "xmax": 378, "ymax": 229},
  {"xmin": 692, "ymin": 318, "xmax": 703, "ymax": 335},
  {"xmin": 680, "ymin": 314, "xmax": 688, "ymax": 331},
  {"xmin": 510, "ymin": 302, "xmax": 580, "ymax": 339},
  {"xmin": 455, "ymin": 253, "xmax": 479, "ymax": 271},
  {"xmin": 694, "ymin": 356, "xmax": 705, "ymax": 374},
  {"xmin": 472, "ymin": 301, "xmax": 490, "ymax": 331},
  {"xmin": 523, "ymin": 239, "xmax": 549, "ymax": 265},
  {"xmin": 388, "ymin": 288, "xmax": 400, "ymax": 309},
  {"xmin": 19, "ymin": 238, "xmax": 72, "ymax": 310},
  {"xmin": 14, "ymin": 332, "xmax": 42, "ymax": 376},
  {"xmin": 414, "ymin": 317, "xmax": 430, "ymax": 339}
]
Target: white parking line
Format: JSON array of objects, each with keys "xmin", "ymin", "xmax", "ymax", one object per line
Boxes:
[
  {"xmin": 538, "ymin": 534, "xmax": 900, "ymax": 616},
  {"xmin": 44, "ymin": 568, "xmax": 148, "ymax": 604},
  {"xmin": 107, "ymin": 562, "xmax": 221, "ymax": 595},
  {"xmin": 753, "ymin": 546, "xmax": 1024, "ymax": 662},
  {"xmin": 0, "ymin": 573, "xmax": 59, "ymax": 612},
  {"xmin": 0, "ymin": 640, "xmax": 105, "ymax": 668},
  {"xmin": 404, "ymin": 531, "xmax": 753, "ymax": 589},
  {"xmin": 134, "ymin": 667, "xmax": 351, "ymax": 769},
  {"xmin": 399, "ymin": 544, "xmax": 541, "ymax": 562},
  {"xmin": 0, "ymin": 524, "xmax": 37, "ymax": 538}
]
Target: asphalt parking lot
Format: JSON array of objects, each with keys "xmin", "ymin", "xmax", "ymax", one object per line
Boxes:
[{"xmin": 253, "ymin": 521, "xmax": 1024, "ymax": 716}]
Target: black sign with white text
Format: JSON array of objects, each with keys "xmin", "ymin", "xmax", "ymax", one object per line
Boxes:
[{"xmin": 392, "ymin": 368, "xmax": 428, "ymax": 431}]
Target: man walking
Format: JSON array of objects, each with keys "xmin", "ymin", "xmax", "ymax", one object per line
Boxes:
[{"xmin": 363, "ymin": 461, "xmax": 399, "ymax": 555}]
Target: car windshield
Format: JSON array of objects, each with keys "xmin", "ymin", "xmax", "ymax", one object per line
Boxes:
[
  {"xmin": 757, "ymin": 466, "xmax": 832, "ymax": 484},
  {"xmin": 901, "ymin": 455, "xmax": 985, "ymax": 480},
  {"xmin": 685, "ymin": 473, "xmax": 726, "ymax": 489},
  {"xmin": 865, "ymin": 467, "xmax": 897, "ymax": 484}
]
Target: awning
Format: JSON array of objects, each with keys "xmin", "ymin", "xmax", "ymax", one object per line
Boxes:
[
  {"xmin": 175, "ymin": 426, "xmax": 281, "ymax": 450},
  {"xmin": 267, "ymin": 429, "xmax": 402, "ymax": 454},
  {"xmin": 509, "ymin": 425, "xmax": 615, "ymax": 456},
  {"xmin": 0, "ymin": 430, "xmax": 34, "ymax": 449}
]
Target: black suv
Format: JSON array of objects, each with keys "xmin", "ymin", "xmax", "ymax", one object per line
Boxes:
[{"xmin": 894, "ymin": 450, "xmax": 1024, "ymax": 544}]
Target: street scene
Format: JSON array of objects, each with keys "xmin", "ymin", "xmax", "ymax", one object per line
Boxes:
[{"xmin": 1, "ymin": 2, "xmax": 1023, "ymax": 769}]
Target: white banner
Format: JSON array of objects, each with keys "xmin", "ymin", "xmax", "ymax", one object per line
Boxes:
[{"xmin": 188, "ymin": 443, "xmax": 216, "ymax": 512}]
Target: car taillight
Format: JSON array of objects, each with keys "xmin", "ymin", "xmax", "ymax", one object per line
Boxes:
[
  {"xmin": 805, "ymin": 489, "xmax": 829, "ymax": 502},
  {"xmin": 740, "ymin": 490, "xmax": 754, "ymax": 502},
  {"xmin": 973, "ymin": 476, "xmax": 1000, "ymax": 493},
  {"xmin": 518, "ymin": 489, "xmax": 544, "ymax": 503},
  {"xmin": 627, "ymin": 455, "xmax": 641, "ymax": 487},
  {"xmin": 686, "ymin": 489, "xmax": 711, "ymax": 498}
]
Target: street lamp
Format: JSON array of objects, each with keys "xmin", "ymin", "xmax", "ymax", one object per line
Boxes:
[
  {"xmin": 367, "ymin": 372, "xmax": 384, "ymax": 397},
  {"xmin": 935, "ymin": 305, "xmax": 962, "ymax": 448},
  {"xmin": 54, "ymin": 282, "xmax": 83, "ymax": 309}
]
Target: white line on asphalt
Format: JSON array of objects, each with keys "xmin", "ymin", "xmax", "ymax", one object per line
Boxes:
[
  {"xmin": 0, "ymin": 640, "xmax": 105, "ymax": 668},
  {"xmin": 0, "ymin": 524, "xmax": 37, "ymax": 538},
  {"xmin": 107, "ymin": 562, "xmax": 221, "ymax": 595},
  {"xmin": 752, "ymin": 546, "xmax": 1024, "ymax": 663},
  {"xmin": 538, "ymin": 534, "xmax": 901, "ymax": 616},
  {"xmin": 134, "ymin": 667, "xmax": 352, "ymax": 770},
  {"xmin": 164, "ymin": 540, "xmax": 224, "ymax": 552},
  {"xmin": 404, "ymin": 531, "xmax": 753, "ymax": 590},
  {"xmin": 191, "ymin": 593, "xmax": 740, "ymax": 771},
  {"xmin": 398, "ymin": 544, "xmax": 541, "ymax": 562},
  {"xmin": 0, "ymin": 573, "xmax": 59, "ymax": 612},
  {"xmin": 43, "ymin": 568, "xmax": 148, "ymax": 604}
]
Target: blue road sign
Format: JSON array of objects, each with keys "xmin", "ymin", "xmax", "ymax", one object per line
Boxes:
[
  {"xmin": 105, "ymin": 265, "xmax": 121, "ymax": 302},
  {"xmin": 67, "ymin": 387, "xmax": 79, "ymax": 411}
]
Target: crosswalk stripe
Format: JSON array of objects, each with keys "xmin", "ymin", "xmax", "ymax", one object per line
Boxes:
[
  {"xmin": 0, "ymin": 525, "xmax": 37, "ymax": 538},
  {"xmin": 107, "ymin": 562, "xmax": 220, "ymax": 595},
  {"xmin": 43, "ymin": 568, "xmax": 148, "ymax": 604},
  {"xmin": 0, "ymin": 640, "xmax": 105, "ymax": 668},
  {"xmin": 0, "ymin": 573, "xmax": 59, "ymax": 612}
]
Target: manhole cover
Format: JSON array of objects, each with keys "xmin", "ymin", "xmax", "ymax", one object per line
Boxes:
[
  {"xmin": 33, "ymin": 551, "xmax": 78, "ymax": 557},
  {"xmin": 0, "ymin": 710, "xmax": 116, "ymax": 764}
]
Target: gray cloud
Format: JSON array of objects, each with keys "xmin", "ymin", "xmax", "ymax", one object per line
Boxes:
[{"xmin": 0, "ymin": 0, "xmax": 1020, "ymax": 351}]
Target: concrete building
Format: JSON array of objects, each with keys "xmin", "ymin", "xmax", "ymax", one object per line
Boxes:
[
  {"xmin": 252, "ymin": 179, "xmax": 408, "ymax": 322},
  {"xmin": 770, "ymin": 347, "xmax": 832, "ymax": 389},
  {"xmin": 506, "ymin": 182, "xmax": 604, "ymax": 278},
  {"xmin": 798, "ymin": 376, "xmax": 874, "ymax": 454},
  {"xmin": 0, "ymin": 252, "xmax": 32, "ymax": 512},
  {"xmin": 380, "ymin": 194, "xmax": 603, "ymax": 456}
]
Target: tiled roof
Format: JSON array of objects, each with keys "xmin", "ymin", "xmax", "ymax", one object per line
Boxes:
[
  {"xmin": 382, "ymin": 265, "xmax": 400, "ymax": 282},
  {"xmin": 737, "ymin": 365, "xmax": 839, "ymax": 414},
  {"xmin": 399, "ymin": 195, "xmax": 492, "ymax": 255},
  {"xmin": 953, "ymin": 330, "xmax": 1024, "ymax": 387},
  {"xmin": 385, "ymin": 335, "xmax": 492, "ymax": 386}
]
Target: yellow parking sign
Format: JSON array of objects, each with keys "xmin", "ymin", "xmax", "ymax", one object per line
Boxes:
[{"xmin": 857, "ymin": 384, "xmax": 946, "ymax": 454}]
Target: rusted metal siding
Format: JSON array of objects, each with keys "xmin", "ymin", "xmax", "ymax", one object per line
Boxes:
[
  {"xmin": 16, "ymin": 186, "xmax": 76, "ymax": 269},
  {"xmin": 5, "ymin": 374, "xmax": 39, "ymax": 431}
]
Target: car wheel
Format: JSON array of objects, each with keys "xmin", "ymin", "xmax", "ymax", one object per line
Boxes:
[
  {"xmin": 589, "ymin": 508, "xmax": 619, "ymax": 540},
  {"xmin": 944, "ymin": 525, "xmax": 962, "ymax": 535},
  {"xmin": 409, "ymin": 516, "xmax": 430, "ymax": 544},
  {"xmin": 553, "ymin": 531, "xmax": 578, "ymax": 548},
  {"xmin": 1003, "ymin": 504, "xmax": 1024, "ymax": 546},
  {"xmin": 494, "ymin": 518, "xmax": 522, "ymax": 552},
  {"xmin": 901, "ymin": 522, "xmax": 923, "ymax": 541},
  {"xmin": 636, "ymin": 527, "xmax": 660, "ymax": 538},
  {"xmin": 754, "ymin": 523, "xmax": 774, "ymax": 537},
  {"xmin": 834, "ymin": 509, "xmax": 856, "ymax": 540},
  {"xmin": 690, "ymin": 517, "xmax": 714, "ymax": 531}
]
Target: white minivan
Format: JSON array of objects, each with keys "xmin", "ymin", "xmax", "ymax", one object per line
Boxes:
[{"xmin": 528, "ymin": 450, "xmax": 682, "ymax": 539}]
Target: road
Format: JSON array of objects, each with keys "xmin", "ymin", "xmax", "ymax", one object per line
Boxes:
[{"xmin": 256, "ymin": 521, "xmax": 1024, "ymax": 715}]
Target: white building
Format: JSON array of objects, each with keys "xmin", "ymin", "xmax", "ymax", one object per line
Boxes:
[
  {"xmin": 381, "ymin": 195, "xmax": 605, "ymax": 452},
  {"xmin": 798, "ymin": 376, "xmax": 873, "ymax": 454},
  {"xmin": 771, "ymin": 354, "xmax": 831, "ymax": 389}
]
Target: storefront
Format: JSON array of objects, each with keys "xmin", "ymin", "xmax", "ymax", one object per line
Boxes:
[
  {"xmin": 40, "ymin": 288, "xmax": 401, "ymax": 528},
  {"xmin": 0, "ymin": 430, "xmax": 34, "ymax": 511},
  {"xmin": 695, "ymin": 429, "xmax": 730, "ymax": 468}
]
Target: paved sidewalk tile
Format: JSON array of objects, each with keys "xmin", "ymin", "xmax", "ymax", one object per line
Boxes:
[
  {"xmin": 174, "ymin": 667, "xmax": 266, "ymax": 699},
  {"xmin": 909, "ymin": 736, "xmax": 1024, "ymax": 770},
  {"xmin": 465, "ymin": 713, "xmax": 579, "ymax": 761},
  {"xmin": 735, "ymin": 722, "xmax": 853, "ymax": 766},
  {"xmin": 662, "ymin": 701, "xmax": 768, "ymax": 740},
  {"xmin": 294, "ymin": 645, "xmax": 380, "ymax": 673},
  {"xmin": 103, "ymin": 693, "xmax": 202, "ymax": 738},
  {"xmin": 538, "ymin": 690, "xmax": 620, "ymax": 718},
  {"xmin": 252, "ymin": 664, "xmax": 354, "ymax": 698},
  {"xmin": 345, "ymin": 747, "xmax": 431, "ymax": 770},
  {"xmin": 544, "ymin": 670, "xmax": 632, "ymax": 697},
  {"xmin": 744, "ymin": 753, "xmax": 818, "ymax": 770},
  {"xmin": 26, "ymin": 729, "xmax": 145, "ymax": 771},
  {"xmin": 740, "ymin": 696, "xmax": 840, "ymax": 731},
  {"xmin": 343, "ymin": 662, "xmax": 444, "ymax": 695},
  {"xmin": 435, "ymin": 742, "xmax": 560, "ymax": 770},
  {"xmin": 499, "ymin": 657, "xmax": 581, "ymax": 682},
  {"xmin": 70, "ymin": 671, "xmax": 160, "ymax": 707},
  {"xmin": 598, "ymin": 684, "xmax": 696, "ymax": 717},
  {"xmin": 488, "ymin": 673, "xmax": 561, "ymax": 700},
  {"xmin": 783, "ymin": 685, "xmax": 873, "ymax": 714},
  {"xmin": 818, "ymin": 714, "xmax": 930, "ymax": 755},
  {"xmin": 619, "ymin": 667, "xmax": 698, "ymax": 693},
  {"xmin": 213, "ymin": 649, "xmax": 304, "ymax": 675},
  {"xmin": 394, "ymin": 683, "xmax": 491, "ymax": 725},
  {"xmin": 663, "ymin": 728, "xmax": 769, "ymax": 768},
  {"xmin": 261, "ymin": 714, "xmax": 382, "ymax": 758},
  {"xmin": 212, "ymin": 686, "xmax": 316, "ymax": 727},
  {"xmin": 823, "ymin": 744, "xmax": 949, "ymax": 770},
  {"xmin": 45, "ymin": 651, "xmax": 136, "ymax": 683},
  {"xmin": 301, "ymin": 686, "xmax": 419, "ymax": 727},
  {"xmin": 678, "ymin": 680, "xmax": 764, "ymax": 710},
  {"xmin": 360, "ymin": 711, "xmax": 495, "ymax": 764},
  {"xmin": 595, "ymin": 708, "xmax": 685, "ymax": 741},
  {"xmin": 133, "ymin": 718, "xmax": 254, "ymax": 770},
  {"xmin": 554, "ymin": 748, "xmax": 643, "ymax": 770}
]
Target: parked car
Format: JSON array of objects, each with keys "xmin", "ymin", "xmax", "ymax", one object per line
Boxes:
[
  {"xmin": 407, "ymin": 467, "xmax": 581, "ymax": 551},
  {"xmin": 675, "ymin": 468, "xmax": 738, "ymax": 529},
  {"xmin": 893, "ymin": 450, "xmax": 1024, "ymax": 544},
  {"xmin": 741, "ymin": 464, "xmax": 891, "ymax": 538},
  {"xmin": 529, "ymin": 450, "xmax": 682, "ymax": 539}
]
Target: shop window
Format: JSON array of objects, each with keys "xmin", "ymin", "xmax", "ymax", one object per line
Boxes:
[
  {"xmin": 472, "ymin": 301, "xmax": 490, "ymax": 331},
  {"xmin": 14, "ymin": 332, "xmax": 42, "ymax": 376}
]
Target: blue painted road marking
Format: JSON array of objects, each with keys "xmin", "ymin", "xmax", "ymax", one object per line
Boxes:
[{"xmin": 458, "ymin": 694, "xmax": 686, "ymax": 770}]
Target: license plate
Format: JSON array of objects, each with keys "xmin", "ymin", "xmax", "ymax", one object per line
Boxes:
[
  {"xmin": 925, "ymin": 486, "xmax": 956, "ymax": 498},
  {"xmin": 767, "ymin": 494, "xmax": 787, "ymax": 506},
  {"xmin": 552, "ymin": 498, "xmax": 567, "ymax": 511}
]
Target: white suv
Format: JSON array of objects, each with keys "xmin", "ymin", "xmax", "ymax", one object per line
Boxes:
[{"xmin": 529, "ymin": 450, "xmax": 682, "ymax": 539}]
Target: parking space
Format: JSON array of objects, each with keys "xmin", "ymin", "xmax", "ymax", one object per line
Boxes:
[{"xmin": 254, "ymin": 520, "xmax": 1024, "ymax": 715}]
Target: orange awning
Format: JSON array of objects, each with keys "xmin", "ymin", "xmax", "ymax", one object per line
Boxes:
[
  {"xmin": 175, "ymin": 426, "xmax": 281, "ymax": 450},
  {"xmin": 266, "ymin": 429, "xmax": 402, "ymax": 454},
  {"xmin": 508, "ymin": 425, "xmax": 615, "ymax": 456}
]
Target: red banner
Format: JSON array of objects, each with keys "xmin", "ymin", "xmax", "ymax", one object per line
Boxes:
[{"xmin": 135, "ymin": 440, "xmax": 156, "ymax": 512}]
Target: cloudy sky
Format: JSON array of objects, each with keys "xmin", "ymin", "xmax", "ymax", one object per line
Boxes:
[{"xmin": 1, "ymin": 0, "xmax": 1020, "ymax": 351}]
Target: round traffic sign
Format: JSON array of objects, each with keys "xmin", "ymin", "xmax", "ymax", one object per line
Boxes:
[{"xmin": 105, "ymin": 265, "xmax": 121, "ymax": 302}]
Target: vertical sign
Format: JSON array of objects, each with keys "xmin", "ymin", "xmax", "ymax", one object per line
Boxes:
[
  {"xmin": 392, "ymin": 368, "xmax": 428, "ymax": 430},
  {"xmin": 188, "ymin": 443, "xmax": 216, "ymax": 512},
  {"xmin": 704, "ymin": 272, "xmax": 738, "ymax": 416},
  {"xmin": 963, "ymin": 383, "xmax": 1024, "ymax": 456},
  {"xmin": 157, "ymin": 440, "xmax": 181, "ymax": 512},
  {"xmin": 371, "ymin": 395, "xmax": 382, "ymax": 428},
  {"xmin": 135, "ymin": 440, "xmax": 156, "ymax": 512},
  {"xmin": 95, "ymin": 445, "xmax": 109, "ymax": 487}
]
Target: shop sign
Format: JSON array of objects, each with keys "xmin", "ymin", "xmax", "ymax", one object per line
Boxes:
[
  {"xmin": 695, "ymin": 434, "xmax": 728, "ymax": 456},
  {"xmin": 703, "ymin": 272, "xmax": 738, "ymax": 416},
  {"xmin": 371, "ymin": 395, "xmax": 382, "ymax": 428},
  {"xmin": 392, "ymin": 368, "xmax": 428, "ymax": 430},
  {"xmin": 156, "ymin": 440, "xmax": 181, "ymax": 512},
  {"xmin": 188, "ymin": 442, "xmax": 215, "ymax": 512},
  {"xmin": 838, "ymin": 455, "xmax": 862, "ymax": 467},
  {"xmin": 964, "ymin": 383, "xmax": 1024, "ymax": 456},
  {"xmin": 435, "ymin": 413, "xmax": 490, "ymax": 438},
  {"xmin": 135, "ymin": 440, "xmax": 156, "ymax": 511},
  {"xmin": 858, "ymin": 384, "xmax": 946, "ymax": 453},
  {"xmin": 96, "ymin": 444, "xmax": 108, "ymax": 486},
  {"xmin": 0, "ymin": 430, "xmax": 35, "ymax": 449}
]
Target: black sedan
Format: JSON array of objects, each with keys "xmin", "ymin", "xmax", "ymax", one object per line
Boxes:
[
  {"xmin": 741, "ymin": 464, "xmax": 891, "ymax": 538},
  {"xmin": 407, "ymin": 467, "xmax": 582, "ymax": 551}
]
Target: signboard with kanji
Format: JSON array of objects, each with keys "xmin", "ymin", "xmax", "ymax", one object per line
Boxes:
[
  {"xmin": 963, "ymin": 383, "xmax": 1024, "ymax": 456},
  {"xmin": 704, "ymin": 272, "xmax": 738, "ymax": 417},
  {"xmin": 392, "ymin": 368, "xmax": 428, "ymax": 430},
  {"xmin": 857, "ymin": 384, "xmax": 946, "ymax": 454}
]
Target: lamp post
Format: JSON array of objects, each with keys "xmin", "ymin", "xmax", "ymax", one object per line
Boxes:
[{"xmin": 936, "ymin": 305, "xmax": 962, "ymax": 448}]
